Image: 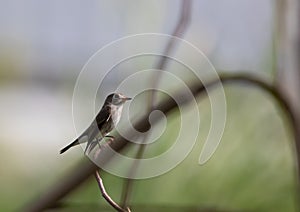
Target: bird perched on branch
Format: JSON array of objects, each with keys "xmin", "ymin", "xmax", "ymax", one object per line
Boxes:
[{"xmin": 60, "ymin": 93, "xmax": 131, "ymax": 154}]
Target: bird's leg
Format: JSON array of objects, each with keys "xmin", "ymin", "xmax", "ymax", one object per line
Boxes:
[
  {"xmin": 104, "ymin": 135, "xmax": 114, "ymax": 147},
  {"xmin": 86, "ymin": 138, "xmax": 102, "ymax": 154},
  {"xmin": 105, "ymin": 135, "xmax": 114, "ymax": 140},
  {"xmin": 95, "ymin": 137, "xmax": 102, "ymax": 149}
]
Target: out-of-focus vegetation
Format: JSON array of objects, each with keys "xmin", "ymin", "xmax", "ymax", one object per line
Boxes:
[
  {"xmin": 65, "ymin": 87, "xmax": 295, "ymax": 211},
  {"xmin": 1, "ymin": 1, "xmax": 296, "ymax": 211},
  {"xmin": 1, "ymin": 85, "xmax": 294, "ymax": 211}
]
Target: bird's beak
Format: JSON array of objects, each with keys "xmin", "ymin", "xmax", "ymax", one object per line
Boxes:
[
  {"xmin": 119, "ymin": 94, "xmax": 132, "ymax": 101},
  {"xmin": 123, "ymin": 97, "xmax": 132, "ymax": 101}
]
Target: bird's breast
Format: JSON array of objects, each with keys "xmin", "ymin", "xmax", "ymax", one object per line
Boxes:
[{"xmin": 110, "ymin": 104, "xmax": 123, "ymax": 126}]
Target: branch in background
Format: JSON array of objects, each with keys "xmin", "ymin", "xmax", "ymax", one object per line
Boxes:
[
  {"xmin": 94, "ymin": 170, "xmax": 130, "ymax": 212},
  {"xmin": 276, "ymin": 0, "xmax": 300, "ymax": 206},
  {"xmin": 120, "ymin": 0, "xmax": 193, "ymax": 208},
  {"xmin": 22, "ymin": 72, "xmax": 300, "ymax": 211},
  {"xmin": 153, "ymin": 0, "xmax": 192, "ymax": 73},
  {"xmin": 150, "ymin": 0, "xmax": 192, "ymax": 105},
  {"xmin": 220, "ymin": 74, "xmax": 300, "ymax": 199},
  {"xmin": 275, "ymin": 0, "xmax": 300, "ymax": 112}
]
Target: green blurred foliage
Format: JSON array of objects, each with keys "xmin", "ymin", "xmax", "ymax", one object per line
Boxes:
[{"xmin": 39, "ymin": 86, "xmax": 295, "ymax": 212}]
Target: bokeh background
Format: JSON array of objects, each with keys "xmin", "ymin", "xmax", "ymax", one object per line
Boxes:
[{"xmin": 0, "ymin": 0, "xmax": 296, "ymax": 211}]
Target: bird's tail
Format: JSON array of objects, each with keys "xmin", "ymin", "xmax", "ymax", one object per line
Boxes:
[{"xmin": 59, "ymin": 139, "xmax": 79, "ymax": 154}]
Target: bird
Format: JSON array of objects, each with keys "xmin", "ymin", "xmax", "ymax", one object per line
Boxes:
[{"xmin": 60, "ymin": 93, "xmax": 131, "ymax": 154}]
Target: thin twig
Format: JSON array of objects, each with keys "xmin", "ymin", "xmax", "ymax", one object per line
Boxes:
[
  {"xmin": 275, "ymin": 0, "xmax": 300, "ymax": 110},
  {"xmin": 121, "ymin": 0, "xmax": 192, "ymax": 208},
  {"xmin": 120, "ymin": 143, "xmax": 146, "ymax": 208},
  {"xmin": 23, "ymin": 72, "xmax": 300, "ymax": 211},
  {"xmin": 275, "ymin": 0, "xmax": 300, "ymax": 208},
  {"xmin": 151, "ymin": 0, "xmax": 192, "ymax": 105},
  {"xmin": 94, "ymin": 170, "xmax": 130, "ymax": 212}
]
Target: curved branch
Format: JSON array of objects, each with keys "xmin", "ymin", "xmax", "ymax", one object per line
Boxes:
[
  {"xmin": 153, "ymin": 0, "xmax": 192, "ymax": 72},
  {"xmin": 94, "ymin": 170, "xmax": 130, "ymax": 212},
  {"xmin": 121, "ymin": 0, "xmax": 193, "ymax": 208},
  {"xmin": 218, "ymin": 73, "xmax": 297, "ymax": 140},
  {"xmin": 218, "ymin": 73, "xmax": 300, "ymax": 181},
  {"xmin": 22, "ymin": 72, "xmax": 300, "ymax": 211}
]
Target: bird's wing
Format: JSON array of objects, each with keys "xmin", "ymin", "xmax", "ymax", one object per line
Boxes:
[
  {"xmin": 77, "ymin": 120, "xmax": 97, "ymax": 142},
  {"xmin": 84, "ymin": 105, "xmax": 111, "ymax": 154},
  {"xmin": 78, "ymin": 106, "xmax": 109, "ymax": 139},
  {"xmin": 96, "ymin": 105, "xmax": 111, "ymax": 128}
]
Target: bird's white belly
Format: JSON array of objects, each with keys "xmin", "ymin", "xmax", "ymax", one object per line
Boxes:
[{"xmin": 110, "ymin": 104, "xmax": 123, "ymax": 125}]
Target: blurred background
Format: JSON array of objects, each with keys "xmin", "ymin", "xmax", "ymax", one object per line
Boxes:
[{"xmin": 0, "ymin": 0, "xmax": 297, "ymax": 211}]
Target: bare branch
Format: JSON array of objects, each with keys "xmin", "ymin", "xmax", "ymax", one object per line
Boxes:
[
  {"xmin": 120, "ymin": 0, "xmax": 193, "ymax": 208},
  {"xmin": 22, "ymin": 72, "xmax": 300, "ymax": 211},
  {"xmin": 276, "ymin": 0, "xmax": 300, "ymax": 207},
  {"xmin": 151, "ymin": 0, "xmax": 192, "ymax": 104},
  {"xmin": 120, "ymin": 142, "xmax": 146, "ymax": 208},
  {"xmin": 154, "ymin": 0, "xmax": 192, "ymax": 72},
  {"xmin": 275, "ymin": 0, "xmax": 300, "ymax": 112},
  {"xmin": 94, "ymin": 170, "xmax": 130, "ymax": 212}
]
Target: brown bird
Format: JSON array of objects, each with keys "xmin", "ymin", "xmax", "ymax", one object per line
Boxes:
[{"xmin": 60, "ymin": 93, "xmax": 131, "ymax": 154}]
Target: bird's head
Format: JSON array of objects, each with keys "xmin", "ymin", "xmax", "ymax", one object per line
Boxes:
[{"xmin": 106, "ymin": 93, "xmax": 131, "ymax": 106}]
